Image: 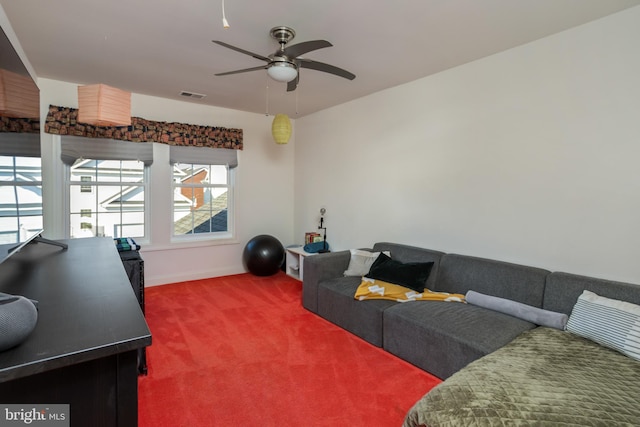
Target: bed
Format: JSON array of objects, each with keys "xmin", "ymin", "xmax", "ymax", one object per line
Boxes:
[{"xmin": 403, "ymin": 327, "xmax": 640, "ymax": 426}]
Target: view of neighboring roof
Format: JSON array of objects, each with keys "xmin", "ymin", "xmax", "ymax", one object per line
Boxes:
[{"xmin": 173, "ymin": 191, "xmax": 228, "ymax": 235}]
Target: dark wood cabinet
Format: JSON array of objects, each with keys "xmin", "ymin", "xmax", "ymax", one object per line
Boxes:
[
  {"xmin": 0, "ymin": 238, "xmax": 151, "ymax": 427},
  {"xmin": 119, "ymin": 249, "xmax": 148, "ymax": 375}
]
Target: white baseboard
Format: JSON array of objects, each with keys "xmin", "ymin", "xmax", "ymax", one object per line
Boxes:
[{"xmin": 145, "ymin": 265, "xmax": 246, "ymax": 287}]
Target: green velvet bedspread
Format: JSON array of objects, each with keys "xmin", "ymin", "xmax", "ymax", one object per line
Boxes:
[{"xmin": 404, "ymin": 327, "xmax": 640, "ymax": 426}]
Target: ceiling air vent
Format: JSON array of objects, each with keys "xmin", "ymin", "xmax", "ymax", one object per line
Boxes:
[{"xmin": 179, "ymin": 91, "xmax": 206, "ymax": 99}]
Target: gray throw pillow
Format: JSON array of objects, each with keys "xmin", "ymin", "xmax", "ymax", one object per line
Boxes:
[
  {"xmin": 567, "ymin": 290, "xmax": 640, "ymax": 362},
  {"xmin": 466, "ymin": 290, "xmax": 568, "ymax": 330}
]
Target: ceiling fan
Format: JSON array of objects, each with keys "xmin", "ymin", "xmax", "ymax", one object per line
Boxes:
[{"xmin": 212, "ymin": 26, "xmax": 355, "ymax": 92}]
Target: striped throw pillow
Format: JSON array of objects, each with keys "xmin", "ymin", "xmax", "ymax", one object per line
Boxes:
[{"xmin": 567, "ymin": 290, "xmax": 640, "ymax": 361}]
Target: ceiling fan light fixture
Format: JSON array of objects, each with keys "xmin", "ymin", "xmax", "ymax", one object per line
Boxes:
[
  {"xmin": 213, "ymin": 25, "xmax": 355, "ymax": 92},
  {"xmin": 267, "ymin": 62, "xmax": 298, "ymax": 82}
]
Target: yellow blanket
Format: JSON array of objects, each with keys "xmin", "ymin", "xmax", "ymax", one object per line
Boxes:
[{"xmin": 354, "ymin": 277, "xmax": 465, "ymax": 303}]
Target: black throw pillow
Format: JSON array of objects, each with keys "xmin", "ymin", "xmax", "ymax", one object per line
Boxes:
[{"xmin": 365, "ymin": 253, "xmax": 434, "ymax": 293}]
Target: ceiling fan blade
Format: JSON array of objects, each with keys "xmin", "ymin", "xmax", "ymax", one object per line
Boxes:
[
  {"xmin": 287, "ymin": 73, "xmax": 299, "ymax": 92},
  {"xmin": 282, "ymin": 40, "xmax": 332, "ymax": 58},
  {"xmin": 215, "ymin": 65, "xmax": 268, "ymax": 76},
  {"xmin": 299, "ymin": 59, "xmax": 356, "ymax": 80},
  {"xmin": 212, "ymin": 40, "xmax": 271, "ymax": 62}
]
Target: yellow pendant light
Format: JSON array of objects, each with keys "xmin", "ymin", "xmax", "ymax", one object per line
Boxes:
[{"xmin": 271, "ymin": 114, "xmax": 291, "ymax": 144}]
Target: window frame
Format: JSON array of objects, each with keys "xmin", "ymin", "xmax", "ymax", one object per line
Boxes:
[
  {"xmin": 64, "ymin": 159, "xmax": 150, "ymax": 240},
  {"xmin": 57, "ymin": 137, "xmax": 239, "ymax": 248},
  {"xmin": 170, "ymin": 161, "xmax": 235, "ymax": 243}
]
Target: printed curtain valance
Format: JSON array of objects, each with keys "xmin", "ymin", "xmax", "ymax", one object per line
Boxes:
[
  {"xmin": 45, "ymin": 105, "xmax": 243, "ymax": 150},
  {"xmin": 0, "ymin": 116, "xmax": 40, "ymax": 134}
]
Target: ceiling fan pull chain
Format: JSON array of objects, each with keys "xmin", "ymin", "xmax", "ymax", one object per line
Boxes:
[
  {"xmin": 265, "ymin": 75, "xmax": 270, "ymax": 116},
  {"xmin": 221, "ymin": 0, "xmax": 230, "ymax": 28}
]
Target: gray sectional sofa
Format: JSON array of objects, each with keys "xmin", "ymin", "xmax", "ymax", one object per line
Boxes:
[
  {"xmin": 303, "ymin": 242, "xmax": 640, "ymax": 425},
  {"xmin": 302, "ymin": 242, "xmax": 640, "ymax": 379}
]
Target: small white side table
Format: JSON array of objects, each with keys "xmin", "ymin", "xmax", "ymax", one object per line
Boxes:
[{"xmin": 285, "ymin": 247, "xmax": 315, "ymax": 281}]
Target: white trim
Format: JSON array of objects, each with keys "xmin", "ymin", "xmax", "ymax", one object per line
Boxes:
[
  {"xmin": 144, "ymin": 263, "xmax": 244, "ymax": 287},
  {"xmin": 141, "ymin": 236, "xmax": 239, "ymax": 252}
]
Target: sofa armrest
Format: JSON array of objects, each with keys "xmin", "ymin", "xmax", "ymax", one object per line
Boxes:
[{"xmin": 302, "ymin": 250, "xmax": 351, "ymax": 313}]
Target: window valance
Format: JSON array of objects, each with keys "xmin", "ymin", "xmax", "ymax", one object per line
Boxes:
[
  {"xmin": 0, "ymin": 116, "xmax": 40, "ymax": 135},
  {"xmin": 0, "ymin": 132, "xmax": 40, "ymax": 157},
  {"xmin": 61, "ymin": 136, "xmax": 154, "ymax": 166},
  {"xmin": 169, "ymin": 145, "xmax": 237, "ymax": 168},
  {"xmin": 45, "ymin": 105, "xmax": 243, "ymax": 150}
]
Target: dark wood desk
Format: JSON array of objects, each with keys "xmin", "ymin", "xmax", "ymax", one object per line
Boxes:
[{"xmin": 0, "ymin": 237, "xmax": 152, "ymax": 426}]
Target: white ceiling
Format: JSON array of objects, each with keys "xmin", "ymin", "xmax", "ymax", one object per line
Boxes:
[{"xmin": 2, "ymin": 0, "xmax": 639, "ymax": 118}]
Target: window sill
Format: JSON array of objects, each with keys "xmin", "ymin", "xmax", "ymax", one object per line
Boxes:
[{"xmin": 142, "ymin": 235, "xmax": 239, "ymax": 253}]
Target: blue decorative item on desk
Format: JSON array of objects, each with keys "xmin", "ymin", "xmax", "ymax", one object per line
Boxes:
[
  {"xmin": 114, "ymin": 237, "xmax": 141, "ymax": 252},
  {"xmin": 303, "ymin": 241, "xmax": 331, "ymax": 254}
]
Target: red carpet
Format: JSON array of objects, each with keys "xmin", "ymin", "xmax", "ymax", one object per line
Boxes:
[{"xmin": 139, "ymin": 272, "xmax": 440, "ymax": 426}]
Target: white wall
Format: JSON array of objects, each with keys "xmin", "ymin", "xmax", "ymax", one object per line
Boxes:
[
  {"xmin": 39, "ymin": 79, "xmax": 295, "ymax": 285},
  {"xmin": 294, "ymin": 6, "xmax": 640, "ymax": 284}
]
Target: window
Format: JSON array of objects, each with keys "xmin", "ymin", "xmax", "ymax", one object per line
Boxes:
[
  {"xmin": 61, "ymin": 136, "xmax": 153, "ymax": 240},
  {"xmin": 69, "ymin": 159, "xmax": 146, "ymax": 239},
  {"xmin": 169, "ymin": 145, "xmax": 237, "ymax": 240},
  {"xmin": 172, "ymin": 163, "xmax": 231, "ymax": 237},
  {"xmin": 60, "ymin": 136, "xmax": 236, "ymax": 243},
  {"xmin": 0, "ymin": 155, "xmax": 43, "ymax": 244}
]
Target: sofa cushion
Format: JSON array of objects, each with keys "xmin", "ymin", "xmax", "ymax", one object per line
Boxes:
[
  {"xmin": 303, "ymin": 250, "xmax": 351, "ymax": 313},
  {"xmin": 543, "ymin": 272, "xmax": 640, "ymax": 316},
  {"xmin": 466, "ymin": 290, "xmax": 568, "ymax": 330},
  {"xmin": 434, "ymin": 254, "xmax": 548, "ymax": 307},
  {"xmin": 343, "ymin": 249, "xmax": 389, "ymax": 277},
  {"xmin": 365, "ymin": 253, "xmax": 434, "ymax": 293},
  {"xmin": 317, "ymin": 276, "xmax": 397, "ymax": 347},
  {"xmin": 566, "ymin": 290, "xmax": 640, "ymax": 361},
  {"xmin": 383, "ymin": 301, "xmax": 536, "ymax": 379}
]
